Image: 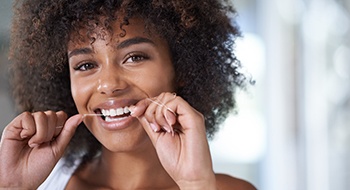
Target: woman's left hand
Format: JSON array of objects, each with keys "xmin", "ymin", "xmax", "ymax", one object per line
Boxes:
[{"xmin": 130, "ymin": 92, "xmax": 217, "ymax": 189}]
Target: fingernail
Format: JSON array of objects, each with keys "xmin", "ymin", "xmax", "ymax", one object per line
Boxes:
[
  {"xmin": 29, "ymin": 143, "xmax": 39, "ymax": 148},
  {"xmin": 77, "ymin": 115, "xmax": 84, "ymax": 125},
  {"xmin": 162, "ymin": 125, "xmax": 172, "ymax": 133},
  {"xmin": 164, "ymin": 112, "xmax": 175, "ymax": 127},
  {"xmin": 150, "ymin": 123, "xmax": 159, "ymax": 132},
  {"xmin": 20, "ymin": 133, "xmax": 28, "ymax": 139},
  {"xmin": 129, "ymin": 105, "xmax": 136, "ymax": 116}
]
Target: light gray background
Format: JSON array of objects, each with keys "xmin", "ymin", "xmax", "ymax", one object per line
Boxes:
[{"xmin": 0, "ymin": 0, "xmax": 15, "ymax": 132}]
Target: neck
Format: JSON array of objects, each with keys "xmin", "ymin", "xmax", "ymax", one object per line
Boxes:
[{"xmin": 77, "ymin": 140, "xmax": 177, "ymax": 189}]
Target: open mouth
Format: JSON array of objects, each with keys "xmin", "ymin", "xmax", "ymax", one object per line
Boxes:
[{"xmin": 95, "ymin": 106, "xmax": 132, "ymax": 122}]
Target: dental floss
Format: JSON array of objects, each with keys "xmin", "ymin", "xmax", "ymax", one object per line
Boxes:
[
  {"xmin": 138, "ymin": 88, "xmax": 177, "ymax": 116},
  {"xmin": 81, "ymin": 88, "xmax": 177, "ymax": 135},
  {"xmin": 55, "ymin": 115, "xmax": 104, "ymax": 129},
  {"xmin": 146, "ymin": 97, "xmax": 177, "ymax": 117},
  {"xmin": 83, "ymin": 113, "xmax": 104, "ymax": 118},
  {"xmin": 143, "ymin": 92, "xmax": 177, "ymax": 136},
  {"xmin": 146, "ymin": 97, "xmax": 177, "ymax": 136}
]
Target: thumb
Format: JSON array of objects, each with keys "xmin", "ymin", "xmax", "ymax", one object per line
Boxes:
[
  {"xmin": 134, "ymin": 115, "xmax": 161, "ymax": 145},
  {"xmin": 51, "ymin": 114, "xmax": 83, "ymax": 157}
]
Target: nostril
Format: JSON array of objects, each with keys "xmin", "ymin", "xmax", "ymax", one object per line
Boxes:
[{"xmin": 96, "ymin": 78, "xmax": 127, "ymax": 95}]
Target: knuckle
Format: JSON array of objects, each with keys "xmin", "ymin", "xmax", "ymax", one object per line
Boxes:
[
  {"xmin": 56, "ymin": 111, "xmax": 68, "ymax": 122},
  {"xmin": 164, "ymin": 92, "xmax": 173, "ymax": 97},
  {"xmin": 157, "ymin": 92, "xmax": 166, "ymax": 100},
  {"xmin": 34, "ymin": 135, "xmax": 47, "ymax": 142},
  {"xmin": 32, "ymin": 111, "xmax": 46, "ymax": 118},
  {"xmin": 56, "ymin": 111, "xmax": 67, "ymax": 117},
  {"xmin": 18, "ymin": 112, "xmax": 35, "ymax": 127},
  {"xmin": 155, "ymin": 112, "xmax": 165, "ymax": 123},
  {"xmin": 45, "ymin": 110, "xmax": 55, "ymax": 116},
  {"xmin": 32, "ymin": 112, "xmax": 48, "ymax": 126},
  {"xmin": 144, "ymin": 110, "xmax": 154, "ymax": 120},
  {"xmin": 20, "ymin": 111, "xmax": 33, "ymax": 119},
  {"xmin": 45, "ymin": 111, "xmax": 57, "ymax": 122}
]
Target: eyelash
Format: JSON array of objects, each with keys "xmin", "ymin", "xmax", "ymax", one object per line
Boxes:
[
  {"xmin": 124, "ymin": 52, "xmax": 149, "ymax": 64},
  {"xmin": 73, "ymin": 62, "xmax": 97, "ymax": 71},
  {"xmin": 72, "ymin": 53, "xmax": 149, "ymax": 71}
]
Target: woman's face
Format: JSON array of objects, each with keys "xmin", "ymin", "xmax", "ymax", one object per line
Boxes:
[{"xmin": 68, "ymin": 18, "xmax": 175, "ymax": 152}]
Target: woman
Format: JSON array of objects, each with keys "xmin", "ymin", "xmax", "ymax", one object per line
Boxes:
[{"xmin": 0, "ymin": 0, "xmax": 256, "ymax": 189}]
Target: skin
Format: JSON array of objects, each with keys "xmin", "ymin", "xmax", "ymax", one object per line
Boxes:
[{"xmin": 0, "ymin": 17, "xmax": 256, "ymax": 190}]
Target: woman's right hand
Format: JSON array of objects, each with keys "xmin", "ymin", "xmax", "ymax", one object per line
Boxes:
[{"xmin": 0, "ymin": 111, "xmax": 82, "ymax": 189}]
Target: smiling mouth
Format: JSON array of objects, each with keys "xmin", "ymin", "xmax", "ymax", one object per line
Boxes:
[{"xmin": 95, "ymin": 106, "xmax": 132, "ymax": 122}]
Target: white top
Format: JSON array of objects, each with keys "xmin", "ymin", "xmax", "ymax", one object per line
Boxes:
[{"xmin": 37, "ymin": 159, "xmax": 78, "ymax": 190}]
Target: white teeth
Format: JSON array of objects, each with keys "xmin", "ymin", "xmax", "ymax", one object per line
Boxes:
[
  {"xmin": 116, "ymin": 108, "xmax": 124, "ymax": 115},
  {"xmin": 101, "ymin": 106, "xmax": 131, "ymax": 117},
  {"xmin": 109, "ymin": 109, "xmax": 117, "ymax": 117},
  {"xmin": 124, "ymin": 107, "xmax": 130, "ymax": 114},
  {"xmin": 101, "ymin": 109, "xmax": 109, "ymax": 116}
]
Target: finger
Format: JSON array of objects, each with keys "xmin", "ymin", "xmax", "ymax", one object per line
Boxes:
[
  {"xmin": 130, "ymin": 99, "xmax": 162, "ymax": 132},
  {"xmin": 158, "ymin": 95, "xmax": 204, "ymax": 133},
  {"xmin": 155, "ymin": 96, "xmax": 174, "ymax": 133},
  {"xmin": 149, "ymin": 121, "xmax": 161, "ymax": 133},
  {"xmin": 44, "ymin": 111, "xmax": 58, "ymax": 142},
  {"xmin": 136, "ymin": 116, "xmax": 161, "ymax": 144},
  {"xmin": 149, "ymin": 98, "xmax": 173, "ymax": 132},
  {"xmin": 2, "ymin": 112, "xmax": 36, "ymax": 141},
  {"xmin": 28, "ymin": 112, "xmax": 49, "ymax": 147},
  {"xmin": 54, "ymin": 111, "xmax": 68, "ymax": 137},
  {"xmin": 164, "ymin": 108, "xmax": 177, "ymax": 127},
  {"xmin": 144, "ymin": 93, "xmax": 165, "ymax": 122},
  {"xmin": 130, "ymin": 93, "xmax": 176, "ymax": 133},
  {"xmin": 18, "ymin": 112, "xmax": 36, "ymax": 139},
  {"xmin": 51, "ymin": 114, "xmax": 83, "ymax": 157},
  {"xmin": 130, "ymin": 98, "xmax": 150, "ymax": 117}
]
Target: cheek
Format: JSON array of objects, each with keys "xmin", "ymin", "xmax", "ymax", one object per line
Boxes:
[
  {"xmin": 70, "ymin": 79, "xmax": 81, "ymax": 110},
  {"xmin": 158, "ymin": 62, "xmax": 176, "ymax": 91},
  {"xmin": 141, "ymin": 66, "xmax": 175, "ymax": 95},
  {"xmin": 70, "ymin": 77, "xmax": 92, "ymax": 112},
  {"xmin": 70, "ymin": 83, "xmax": 79, "ymax": 104}
]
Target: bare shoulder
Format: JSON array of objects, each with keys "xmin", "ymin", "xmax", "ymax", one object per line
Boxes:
[{"xmin": 215, "ymin": 174, "xmax": 257, "ymax": 190}]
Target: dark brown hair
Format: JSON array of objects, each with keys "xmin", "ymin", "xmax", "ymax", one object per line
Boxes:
[{"xmin": 10, "ymin": 0, "xmax": 248, "ymax": 167}]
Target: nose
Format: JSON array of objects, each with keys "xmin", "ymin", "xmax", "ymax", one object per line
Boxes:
[{"xmin": 96, "ymin": 66, "xmax": 128, "ymax": 95}]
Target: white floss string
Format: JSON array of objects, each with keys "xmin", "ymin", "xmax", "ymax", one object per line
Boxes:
[
  {"xmin": 83, "ymin": 113, "xmax": 104, "ymax": 118},
  {"xmin": 146, "ymin": 93, "xmax": 177, "ymax": 116}
]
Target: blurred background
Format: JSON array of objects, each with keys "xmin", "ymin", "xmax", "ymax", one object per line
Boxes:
[{"xmin": 1, "ymin": 0, "xmax": 349, "ymax": 190}]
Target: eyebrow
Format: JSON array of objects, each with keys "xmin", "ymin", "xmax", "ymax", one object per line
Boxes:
[
  {"xmin": 68, "ymin": 37, "xmax": 156, "ymax": 58},
  {"xmin": 68, "ymin": 47, "xmax": 93, "ymax": 58},
  {"xmin": 116, "ymin": 37, "xmax": 156, "ymax": 49}
]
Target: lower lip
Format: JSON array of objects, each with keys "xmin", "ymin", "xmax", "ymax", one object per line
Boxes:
[{"xmin": 97, "ymin": 115, "xmax": 136, "ymax": 131}]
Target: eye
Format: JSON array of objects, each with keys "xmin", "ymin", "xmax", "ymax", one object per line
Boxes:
[
  {"xmin": 73, "ymin": 62, "xmax": 97, "ymax": 71},
  {"xmin": 124, "ymin": 52, "xmax": 149, "ymax": 64}
]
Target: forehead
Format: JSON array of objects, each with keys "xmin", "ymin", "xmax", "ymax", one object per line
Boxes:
[{"xmin": 67, "ymin": 17, "xmax": 156, "ymax": 49}]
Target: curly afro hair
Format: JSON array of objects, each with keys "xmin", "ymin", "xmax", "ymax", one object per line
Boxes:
[{"xmin": 9, "ymin": 0, "xmax": 248, "ymax": 167}]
